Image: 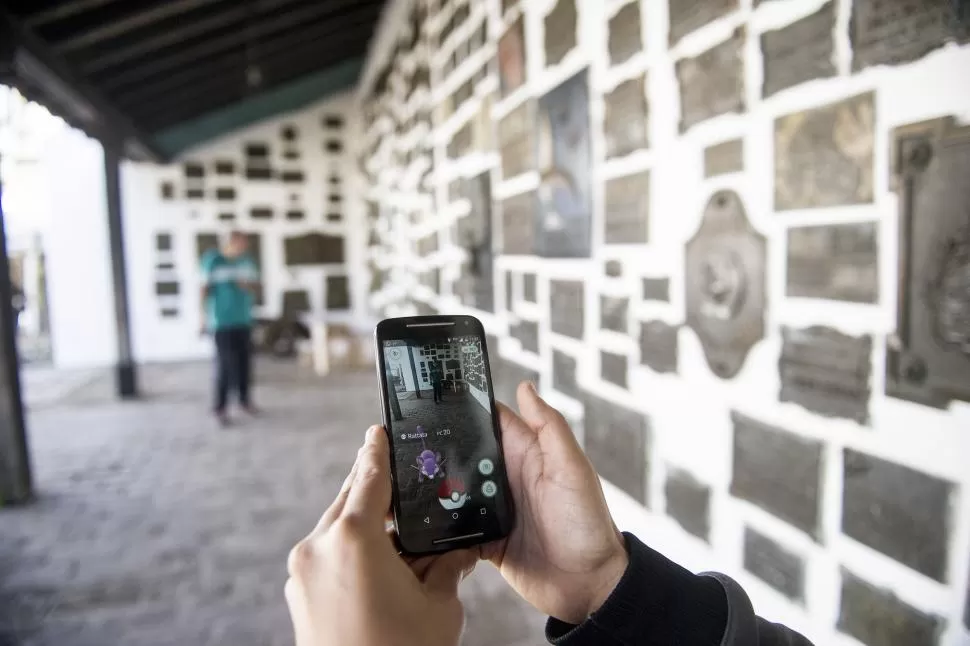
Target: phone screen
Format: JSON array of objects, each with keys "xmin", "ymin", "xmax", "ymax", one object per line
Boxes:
[{"xmin": 378, "ymin": 320, "xmax": 513, "ymax": 554}]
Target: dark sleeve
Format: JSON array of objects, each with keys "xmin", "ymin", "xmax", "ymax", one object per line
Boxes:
[{"xmin": 545, "ymin": 532, "xmax": 814, "ymax": 646}]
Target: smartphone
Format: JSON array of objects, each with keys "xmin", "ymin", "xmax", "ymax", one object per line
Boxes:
[{"xmin": 375, "ymin": 315, "xmax": 514, "ymax": 555}]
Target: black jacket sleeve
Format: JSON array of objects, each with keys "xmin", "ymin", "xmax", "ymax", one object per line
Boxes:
[{"xmin": 545, "ymin": 533, "xmax": 814, "ymax": 646}]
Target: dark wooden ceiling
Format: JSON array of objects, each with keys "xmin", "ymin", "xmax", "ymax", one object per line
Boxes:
[{"xmin": 0, "ymin": 0, "xmax": 385, "ymax": 158}]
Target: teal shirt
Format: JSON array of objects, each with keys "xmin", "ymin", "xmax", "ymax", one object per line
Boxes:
[{"xmin": 201, "ymin": 250, "xmax": 258, "ymax": 330}]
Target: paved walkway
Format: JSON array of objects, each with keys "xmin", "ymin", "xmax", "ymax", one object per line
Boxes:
[{"xmin": 1, "ymin": 361, "xmax": 546, "ymax": 646}]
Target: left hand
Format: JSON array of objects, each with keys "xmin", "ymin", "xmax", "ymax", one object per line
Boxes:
[{"xmin": 285, "ymin": 426, "xmax": 477, "ymax": 646}]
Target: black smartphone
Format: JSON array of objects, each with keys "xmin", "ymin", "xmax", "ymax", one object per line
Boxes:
[{"xmin": 375, "ymin": 314, "xmax": 514, "ymax": 555}]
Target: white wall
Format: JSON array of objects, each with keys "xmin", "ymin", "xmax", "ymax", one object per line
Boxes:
[{"xmin": 358, "ymin": 0, "xmax": 970, "ymax": 644}]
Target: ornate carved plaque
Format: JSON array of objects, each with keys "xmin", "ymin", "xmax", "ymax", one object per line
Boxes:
[
  {"xmin": 582, "ymin": 393, "xmax": 648, "ymax": 504},
  {"xmin": 499, "ymin": 102, "xmax": 534, "ymax": 179},
  {"xmin": 550, "ymin": 280, "xmax": 584, "ymax": 339},
  {"xmin": 786, "ymin": 222, "xmax": 879, "ymax": 303},
  {"xmin": 604, "ymin": 76, "xmax": 649, "ymax": 159},
  {"xmin": 609, "ymin": 2, "xmax": 644, "ymax": 66},
  {"xmin": 455, "ymin": 173, "xmax": 495, "ymax": 312},
  {"xmin": 669, "ymin": 0, "xmax": 739, "ymax": 45},
  {"xmin": 677, "ymin": 28, "xmax": 745, "ymax": 132},
  {"xmin": 600, "ymin": 296, "xmax": 629, "ymax": 333},
  {"xmin": 851, "ymin": 0, "xmax": 969, "ymax": 71},
  {"xmin": 511, "ymin": 319, "xmax": 539, "ymax": 354},
  {"xmin": 553, "ymin": 350, "xmax": 579, "ymax": 399},
  {"xmin": 665, "ymin": 468, "xmax": 710, "ymax": 541},
  {"xmin": 685, "ymin": 191, "xmax": 766, "ymax": 379},
  {"xmin": 498, "ymin": 18, "xmax": 527, "ymax": 98},
  {"xmin": 544, "ymin": 0, "xmax": 578, "ymax": 66},
  {"xmin": 887, "ymin": 117, "xmax": 970, "ymax": 409},
  {"xmin": 775, "ymin": 93, "xmax": 874, "ymax": 210},
  {"xmin": 605, "ymin": 170, "xmax": 650, "ymax": 244},
  {"xmin": 762, "ymin": 2, "xmax": 835, "ymax": 98},
  {"xmin": 838, "ymin": 570, "xmax": 944, "ymax": 646},
  {"xmin": 601, "ymin": 351, "xmax": 628, "ymax": 388},
  {"xmin": 284, "ymin": 233, "xmax": 344, "ymax": 265},
  {"xmin": 640, "ymin": 321, "xmax": 679, "ymax": 374},
  {"xmin": 704, "ymin": 139, "xmax": 743, "ymax": 177},
  {"xmin": 642, "ymin": 277, "xmax": 670, "ymax": 302},
  {"xmin": 744, "ymin": 527, "xmax": 805, "ymax": 602},
  {"xmin": 780, "ymin": 326, "xmax": 872, "ymax": 424},
  {"xmin": 500, "ymin": 191, "xmax": 536, "ymax": 254}
]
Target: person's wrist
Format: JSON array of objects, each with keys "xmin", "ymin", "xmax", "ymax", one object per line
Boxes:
[{"xmin": 578, "ymin": 530, "xmax": 629, "ymax": 621}]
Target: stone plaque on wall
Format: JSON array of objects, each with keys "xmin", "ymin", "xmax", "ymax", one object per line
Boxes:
[
  {"xmin": 499, "ymin": 102, "xmax": 534, "ymax": 179},
  {"xmin": 284, "ymin": 233, "xmax": 345, "ymax": 265},
  {"xmin": 887, "ymin": 117, "xmax": 970, "ymax": 409},
  {"xmin": 553, "ymin": 350, "xmax": 579, "ymax": 399},
  {"xmin": 544, "ymin": 0, "xmax": 578, "ymax": 66},
  {"xmin": 326, "ymin": 276, "xmax": 350, "ymax": 310},
  {"xmin": 604, "ymin": 77, "xmax": 649, "ymax": 159},
  {"xmin": 786, "ymin": 222, "xmax": 879, "ymax": 303},
  {"xmin": 676, "ymin": 27, "xmax": 744, "ymax": 132},
  {"xmin": 842, "ymin": 449, "xmax": 952, "ymax": 582},
  {"xmin": 501, "ymin": 191, "xmax": 536, "ymax": 255},
  {"xmin": 642, "ymin": 277, "xmax": 670, "ymax": 302},
  {"xmin": 609, "ymin": 2, "xmax": 644, "ymax": 66},
  {"xmin": 665, "ymin": 468, "xmax": 710, "ymax": 541},
  {"xmin": 838, "ymin": 570, "xmax": 944, "ymax": 646},
  {"xmin": 550, "ymin": 280, "xmax": 584, "ymax": 339},
  {"xmin": 851, "ymin": 0, "xmax": 969, "ymax": 71},
  {"xmin": 731, "ymin": 412, "xmax": 822, "ymax": 539},
  {"xmin": 685, "ymin": 191, "xmax": 766, "ymax": 379},
  {"xmin": 601, "ymin": 351, "xmax": 628, "ymax": 389},
  {"xmin": 744, "ymin": 527, "xmax": 805, "ymax": 602},
  {"xmin": 600, "ymin": 296, "xmax": 629, "ymax": 333},
  {"xmin": 762, "ymin": 2, "xmax": 835, "ymax": 98},
  {"xmin": 669, "ymin": 0, "xmax": 739, "ymax": 45},
  {"xmin": 704, "ymin": 139, "xmax": 743, "ymax": 177},
  {"xmin": 583, "ymin": 393, "xmax": 648, "ymax": 505},
  {"xmin": 775, "ymin": 93, "xmax": 874, "ymax": 210},
  {"xmin": 511, "ymin": 319, "xmax": 539, "ymax": 354},
  {"xmin": 605, "ymin": 171, "xmax": 650, "ymax": 244},
  {"xmin": 498, "ymin": 18, "xmax": 527, "ymax": 98},
  {"xmin": 640, "ymin": 321, "xmax": 679, "ymax": 374},
  {"xmin": 780, "ymin": 326, "xmax": 872, "ymax": 424}
]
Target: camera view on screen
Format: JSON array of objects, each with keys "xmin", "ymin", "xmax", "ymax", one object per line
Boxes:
[{"xmin": 382, "ymin": 335, "xmax": 509, "ymax": 548}]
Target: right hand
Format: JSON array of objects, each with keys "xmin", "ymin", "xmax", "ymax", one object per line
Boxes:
[{"xmin": 481, "ymin": 382, "xmax": 629, "ymax": 625}]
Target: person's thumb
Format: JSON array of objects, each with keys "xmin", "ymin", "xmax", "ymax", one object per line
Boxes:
[
  {"xmin": 342, "ymin": 426, "xmax": 392, "ymax": 530},
  {"xmin": 424, "ymin": 549, "xmax": 477, "ymax": 598},
  {"xmin": 516, "ymin": 381, "xmax": 584, "ymax": 459}
]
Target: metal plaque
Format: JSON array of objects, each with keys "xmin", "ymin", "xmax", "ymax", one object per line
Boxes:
[
  {"xmin": 536, "ymin": 71, "xmax": 593, "ymax": 258},
  {"xmin": 544, "ymin": 0, "xmax": 578, "ymax": 66},
  {"xmin": 677, "ymin": 28, "xmax": 745, "ymax": 132},
  {"xmin": 665, "ymin": 468, "xmax": 710, "ymax": 541},
  {"xmin": 780, "ymin": 326, "xmax": 872, "ymax": 424},
  {"xmin": 604, "ymin": 76, "xmax": 649, "ymax": 159},
  {"xmin": 669, "ymin": 0, "xmax": 739, "ymax": 45},
  {"xmin": 609, "ymin": 2, "xmax": 644, "ymax": 66},
  {"xmin": 762, "ymin": 2, "xmax": 835, "ymax": 98},
  {"xmin": 284, "ymin": 233, "xmax": 345, "ymax": 266},
  {"xmin": 282, "ymin": 290, "xmax": 311, "ymax": 316},
  {"xmin": 601, "ymin": 351, "xmax": 628, "ymax": 388},
  {"xmin": 550, "ymin": 280, "xmax": 584, "ymax": 339},
  {"xmin": 685, "ymin": 190, "xmax": 766, "ymax": 379},
  {"xmin": 553, "ymin": 350, "xmax": 579, "ymax": 399},
  {"xmin": 600, "ymin": 296, "xmax": 629, "ymax": 333},
  {"xmin": 843, "ymin": 449, "xmax": 953, "ymax": 582},
  {"xmin": 640, "ymin": 321, "xmax": 679, "ymax": 374},
  {"xmin": 704, "ymin": 139, "xmax": 743, "ymax": 177},
  {"xmin": 775, "ymin": 92, "xmax": 875, "ymax": 210},
  {"xmin": 744, "ymin": 527, "xmax": 805, "ymax": 602},
  {"xmin": 511, "ymin": 319, "xmax": 539, "ymax": 354},
  {"xmin": 582, "ymin": 393, "xmax": 649, "ymax": 505},
  {"xmin": 499, "ymin": 102, "xmax": 534, "ymax": 179},
  {"xmin": 523, "ymin": 274, "xmax": 537, "ymax": 302},
  {"xmin": 498, "ymin": 18, "xmax": 527, "ymax": 98},
  {"xmin": 455, "ymin": 173, "xmax": 495, "ymax": 312},
  {"xmin": 731, "ymin": 411, "xmax": 822, "ymax": 539},
  {"xmin": 851, "ymin": 0, "xmax": 969, "ymax": 71},
  {"xmin": 326, "ymin": 276, "xmax": 350, "ymax": 310},
  {"xmin": 500, "ymin": 191, "xmax": 536, "ymax": 255},
  {"xmin": 605, "ymin": 170, "xmax": 650, "ymax": 244},
  {"xmin": 887, "ymin": 117, "xmax": 970, "ymax": 409},
  {"xmin": 642, "ymin": 277, "xmax": 670, "ymax": 302},
  {"xmin": 838, "ymin": 570, "xmax": 945, "ymax": 646},
  {"xmin": 786, "ymin": 222, "xmax": 879, "ymax": 303}
]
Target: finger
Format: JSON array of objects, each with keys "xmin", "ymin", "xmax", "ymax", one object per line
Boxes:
[
  {"xmin": 516, "ymin": 381, "xmax": 584, "ymax": 460},
  {"xmin": 424, "ymin": 549, "xmax": 478, "ymax": 597},
  {"xmin": 342, "ymin": 425, "xmax": 392, "ymax": 529},
  {"xmin": 315, "ymin": 433, "xmax": 371, "ymax": 532},
  {"xmin": 496, "ymin": 400, "xmax": 537, "ymax": 446}
]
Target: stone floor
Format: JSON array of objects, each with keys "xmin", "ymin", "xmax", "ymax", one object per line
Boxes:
[{"xmin": 1, "ymin": 361, "xmax": 546, "ymax": 646}]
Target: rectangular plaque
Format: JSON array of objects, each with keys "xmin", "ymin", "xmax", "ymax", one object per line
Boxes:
[
  {"xmin": 499, "ymin": 18, "xmax": 527, "ymax": 97},
  {"xmin": 536, "ymin": 71, "xmax": 593, "ymax": 257},
  {"xmin": 544, "ymin": 0, "xmax": 578, "ymax": 66},
  {"xmin": 251, "ymin": 207, "xmax": 273, "ymax": 220},
  {"xmin": 284, "ymin": 233, "xmax": 345, "ymax": 266},
  {"xmin": 160, "ymin": 182, "xmax": 174, "ymax": 200},
  {"xmin": 640, "ymin": 321, "xmax": 678, "ymax": 374},
  {"xmin": 605, "ymin": 171, "xmax": 650, "ymax": 244},
  {"xmin": 215, "ymin": 187, "xmax": 236, "ymax": 201},
  {"xmin": 583, "ymin": 393, "xmax": 648, "ymax": 504},
  {"xmin": 780, "ymin": 326, "xmax": 872, "ymax": 424},
  {"xmin": 601, "ymin": 351, "xmax": 628, "ymax": 389},
  {"xmin": 887, "ymin": 117, "xmax": 970, "ymax": 409},
  {"xmin": 550, "ymin": 280, "xmax": 584, "ymax": 339},
  {"xmin": 704, "ymin": 139, "xmax": 743, "ymax": 177},
  {"xmin": 842, "ymin": 449, "xmax": 952, "ymax": 581},
  {"xmin": 743, "ymin": 527, "xmax": 805, "ymax": 602},
  {"xmin": 665, "ymin": 468, "xmax": 710, "ymax": 541},
  {"xmin": 155, "ymin": 281, "xmax": 179, "ymax": 296},
  {"xmin": 762, "ymin": 2, "xmax": 835, "ymax": 98},
  {"xmin": 511, "ymin": 319, "xmax": 539, "ymax": 354},
  {"xmin": 669, "ymin": 0, "xmax": 739, "ymax": 45},
  {"xmin": 604, "ymin": 76, "xmax": 649, "ymax": 159},
  {"xmin": 282, "ymin": 290, "xmax": 311, "ymax": 316},
  {"xmin": 156, "ymin": 233, "xmax": 172, "ymax": 251},
  {"xmin": 775, "ymin": 93, "xmax": 875, "ymax": 210},
  {"xmin": 730, "ymin": 412, "xmax": 822, "ymax": 539},
  {"xmin": 500, "ymin": 191, "xmax": 536, "ymax": 255},
  {"xmin": 609, "ymin": 2, "xmax": 644, "ymax": 66},
  {"xmin": 553, "ymin": 350, "xmax": 579, "ymax": 399},
  {"xmin": 786, "ymin": 222, "xmax": 879, "ymax": 304},
  {"xmin": 522, "ymin": 274, "xmax": 537, "ymax": 302},
  {"xmin": 642, "ymin": 277, "xmax": 670, "ymax": 302},
  {"xmin": 326, "ymin": 276, "xmax": 350, "ymax": 310},
  {"xmin": 851, "ymin": 0, "xmax": 969, "ymax": 71},
  {"xmin": 600, "ymin": 296, "xmax": 629, "ymax": 333},
  {"xmin": 677, "ymin": 27, "xmax": 745, "ymax": 132},
  {"xmin": 838, "ymin": 570, "xmax": 944, "ymax": 646},
  {"xmin": 499, "ymin": 103, "xmax": 534, "ymax": 179}
]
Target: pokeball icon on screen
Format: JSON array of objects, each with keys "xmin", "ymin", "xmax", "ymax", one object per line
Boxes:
[{"xmin": 437, "ymin": 477, "xmax": 468, "ymax": 510}]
